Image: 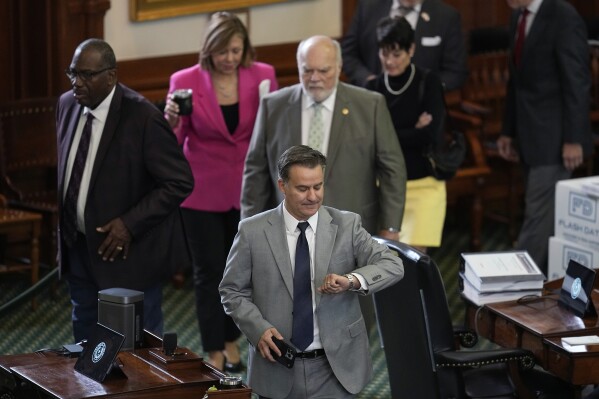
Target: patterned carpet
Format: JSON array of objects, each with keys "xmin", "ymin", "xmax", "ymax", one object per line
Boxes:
[{"xmin": 0, "ymin": 213, "xmax": 511, "ymax": 398}]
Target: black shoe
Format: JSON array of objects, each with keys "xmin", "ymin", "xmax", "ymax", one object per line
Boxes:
[{"xmin": 224, "ymin": 361, "xmax": 243, "ymax": 373}]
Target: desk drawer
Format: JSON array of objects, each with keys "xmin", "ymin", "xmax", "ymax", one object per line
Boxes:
[
  {"xmin": 545, "ymin": 347, "xmax": 599, "ymax": 385},
  {"xmin": 493, "ymin": 316, "xmax": 520, "ymax": 347}
]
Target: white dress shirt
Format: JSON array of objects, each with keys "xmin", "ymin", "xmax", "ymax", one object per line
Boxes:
[
  {"xmin": 390, "ymin": 0, "xmax": 422, "ymax": 30},
  {"xmin": 283, "ymin": 204, "xmax": 322, "ymax": 351},
  {"xmin": 63, "ymin": 86, "xmax": 116, "ymax": 234},
  {"xmin": 520, "ymin": 0, "xmax": 543, "ymax": 35},
  {"xmin": 282, "ymin": 203, "xmax": 369, "ymax": 351}
]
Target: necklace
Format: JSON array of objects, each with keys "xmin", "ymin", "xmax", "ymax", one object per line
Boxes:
[
  {"xmin": 213, "ymin": 76, "xmax": 237, "ymax": 99},
  {"xmin": 217, "ymin": 86, "xmax": 235, "ymax": 98},
  {"xmin": 384, "ymin": 64, "xmax": 415, "ymax": 96}
]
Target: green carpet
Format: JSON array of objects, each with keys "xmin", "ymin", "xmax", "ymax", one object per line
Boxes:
[{"xmin": 0, "ymin": 215, "xmax": 511, "ymax": 398}]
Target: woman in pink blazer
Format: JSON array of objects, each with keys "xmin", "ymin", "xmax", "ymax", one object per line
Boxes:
[{"xmin": 164, "ymin": 11, "xmax": 277, "ymax": 371}]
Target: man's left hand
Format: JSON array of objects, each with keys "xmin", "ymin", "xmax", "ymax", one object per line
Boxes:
[
  {"xmin": 96, "ymin": 218, "xmax": 132, "ymax": 261},
  {"xmin": 318, "ymin": 273, "xmax": 358, "ymax": 294},
  {"xmin": 562, "ymin": 143, "xmax": 584, "ymax": 172},
  {"xmin": 378, "ymin": 229, "xmax": 399, "ymax": 241}
]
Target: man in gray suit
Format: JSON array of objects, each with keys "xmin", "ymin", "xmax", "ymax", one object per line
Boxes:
[
  {"xmin": 221, "ymin": 146, "xmax": 404, "ymax": 398},
  {"xmin": 497, "ymin": 0, "xmax": 593, "ymax": 274},
  {"xmin": 241, "ymin": 35, "xmax": 406, "ymax": 242}
]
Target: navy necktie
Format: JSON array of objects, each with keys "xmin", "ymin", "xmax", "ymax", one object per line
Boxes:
[
  {"xmin": 291, "ymin": 222, "xmax": 313, "ymax": 351},
  {"xmin": 62, "ymin": 112, "xmax": 94, "ymax": 247}
]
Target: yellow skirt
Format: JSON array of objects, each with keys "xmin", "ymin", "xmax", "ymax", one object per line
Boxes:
[{"xmin": 399, "ymin": 177, "xmax": 447, "ymax": 248}]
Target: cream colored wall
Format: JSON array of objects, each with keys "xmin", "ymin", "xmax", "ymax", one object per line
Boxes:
[{"xmin": 105, "ymin": 0, "xmax": 342, "ymax": 61}]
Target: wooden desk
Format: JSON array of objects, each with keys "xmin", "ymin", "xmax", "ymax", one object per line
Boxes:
[
  {"xmin": 0, "ymin": 208, "xmax": 42, "ymax": 308},
  {"xmin": 0, "ymin": 333, "xmax": 251, "ymax": 398},
  {"xmin": 465, "ymin": 291, "xmax": 599, "ymax": 386}
]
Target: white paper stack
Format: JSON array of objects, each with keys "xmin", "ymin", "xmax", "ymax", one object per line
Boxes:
[
  {"xmin": 560, "ymin": 335, "xmax": 599, "ymax": 353},
  {"xmin": 459, "ymin": 251, "xmax": 544, "ymax": 306}
]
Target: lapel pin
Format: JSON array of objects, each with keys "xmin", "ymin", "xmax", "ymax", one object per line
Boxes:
[
  {"xmin": 421, "ymin": 12, "xmax": 430, "ymax": 22},
  {"xmin": 342, "ymin": 108, "xmax": 349, "ymax": 115}
]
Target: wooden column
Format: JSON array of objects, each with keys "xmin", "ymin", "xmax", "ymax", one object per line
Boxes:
[{"xmin": 0, "ymin": 0, "xmax": 110, "ymax": 102}]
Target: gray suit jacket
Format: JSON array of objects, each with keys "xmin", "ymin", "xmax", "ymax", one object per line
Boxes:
[
  {"xmin": 342, "ymin": 0, "xmax": 468, "ymax": 90},
  {"xmin": 502, "ymin": 0, "xmax": 593, "ymax": 166},
  {"xmin": 240, "ymin": 82, "xmax": 406, "ymax": 234},
  {"xmin": 219, "ymin": 204, "xmax": 404, "ymax": 398}
]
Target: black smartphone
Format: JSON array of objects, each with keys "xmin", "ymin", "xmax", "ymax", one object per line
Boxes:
[{"xmin": 270, "ymin": 337, "xmax": 296, "ymax": 369}]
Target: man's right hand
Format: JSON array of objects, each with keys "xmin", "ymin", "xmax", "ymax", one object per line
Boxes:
[
  {"xmin": 496, "ymin": 135, "xmax": 519, "ymax": 162},
  {"xmin": 257, "ymin": 328, "xmax": 284, "ymax": 362}
]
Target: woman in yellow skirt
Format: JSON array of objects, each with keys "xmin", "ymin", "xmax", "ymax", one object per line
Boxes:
[{"xmin": 366, "ymin": 16, "xmax": 447, "ymax": 252}]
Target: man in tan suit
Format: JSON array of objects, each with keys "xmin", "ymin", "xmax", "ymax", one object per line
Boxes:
[{"xmin": 241, "ymin": 35, "xmax": 406, "ymax": 241}]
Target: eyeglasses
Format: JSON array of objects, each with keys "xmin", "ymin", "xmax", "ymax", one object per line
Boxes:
[{"xmin": 65, "ymin": 67, "xmax": 114, "ymax": 81}]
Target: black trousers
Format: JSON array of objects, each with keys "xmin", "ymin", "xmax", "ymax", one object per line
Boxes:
[{"xmin": 181, "ymin": 208, "xmax": 241, "ymax": 352}]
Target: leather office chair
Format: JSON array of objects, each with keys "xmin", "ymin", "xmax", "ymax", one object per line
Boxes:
[{"xmin": 372, "ymin": 237, "xmax": 574, "ymax": 399}]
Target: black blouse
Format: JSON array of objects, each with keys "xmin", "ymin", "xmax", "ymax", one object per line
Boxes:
[
  {"xmin": 367, "ymin": 65, "xmax": 446, "ymax": 180},
  {"xmin": 220, "ymin": 102, "xmax": 239, "ymax": 135}
]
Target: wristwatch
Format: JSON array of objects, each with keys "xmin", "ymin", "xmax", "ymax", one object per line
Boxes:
[{"xmin": 345, "ymin": 273, "xmax": 355, "ymax": 290}]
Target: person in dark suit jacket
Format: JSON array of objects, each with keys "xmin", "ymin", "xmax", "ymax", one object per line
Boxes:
[
  {"xmin": 342, "ymin": 0, "xmax": 468, "ymax": 91},
  {"xmin": 497, "ymin": 0, "xmax": 593, "ymax": 274},
  {"xmin": 56, "ymin": 39, "xmax": 193, "ymax": 342},
  {"xmin": 221, "ymin": 145, "xmax": 404, "ymax": 398}
]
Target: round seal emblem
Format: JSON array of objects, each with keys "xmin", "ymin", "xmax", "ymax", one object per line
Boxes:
[
  {"xmin": 92, "ymin": 342, "xmax": 107, "ymax": 363},
  {"xmin": 571, "ymin": 277, "xmax": 582, "ymax": 300}
]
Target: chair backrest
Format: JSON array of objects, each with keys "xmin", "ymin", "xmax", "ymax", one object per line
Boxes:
[
  {"xmin": 415, "ymin": 246, "xmax": 468, "ymax": 399},
  {"xmin": 0, "ymin": 97, "xmax": 58, "ymax": 205},
  {"xmin": 462, "ymin": 50, "xmax": 510, "ymax": 143},
  {"xmin": 0, "ymin": 97, "xmax": 59, "ymax": 268},
  {"xmin": 468, "ymin": 27, "xmax": 510, "ymax": 55},
  {"xmin": 373, "ymin": 238, "xmax": 466, "ymax": 399}
]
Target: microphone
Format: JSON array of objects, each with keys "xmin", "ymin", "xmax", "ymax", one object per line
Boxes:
[{"xmin": 163, "ymin": 332, "xmax": 177, "ymax": 356}]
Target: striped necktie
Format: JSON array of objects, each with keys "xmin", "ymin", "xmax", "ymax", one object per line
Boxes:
[
  {"xmin": 308, "ymin": 103, "xmax": 324, "ymax": 152},
  {"xmin": 62, "ymin": 112, "xmax": 94, "ymax": 247}
]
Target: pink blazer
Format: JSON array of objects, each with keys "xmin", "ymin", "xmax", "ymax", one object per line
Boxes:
[{"xmin": 168, "ymin": 62, "xmax": 277, "ymax": 211}]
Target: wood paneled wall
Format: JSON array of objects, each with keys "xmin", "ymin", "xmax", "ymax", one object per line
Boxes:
[
  {"xmin": 1, "ymin": 0, "xmax": 598, "ymax": 103},
  {"xmin": 0, "ymin": 0, "xmax": 110, "ymax": 102}
]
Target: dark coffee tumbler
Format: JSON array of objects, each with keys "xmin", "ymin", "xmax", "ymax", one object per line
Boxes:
[{"xmin": 172, "ymin": 89, "xmax": 193, "ymax": 116}]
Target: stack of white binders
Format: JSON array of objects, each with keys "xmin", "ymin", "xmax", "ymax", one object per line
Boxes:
[{"xmin": 459, "ymin": 251, "xmax": 544, "ymax": 306}]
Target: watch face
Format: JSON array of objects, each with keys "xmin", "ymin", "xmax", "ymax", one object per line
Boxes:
[{"xmin": 346, "ymin": 274, "xmax": 354, "ymax": 290}]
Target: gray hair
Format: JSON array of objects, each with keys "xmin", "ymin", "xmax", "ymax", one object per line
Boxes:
[{"xmin": 296, "ymin": 35, "xmax": 342, "ymax": 67}]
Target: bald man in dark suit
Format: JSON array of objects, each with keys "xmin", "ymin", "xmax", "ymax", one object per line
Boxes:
[{"xmin": 57, "ymin": 38, "xmax": 193, "ymax": 341}]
